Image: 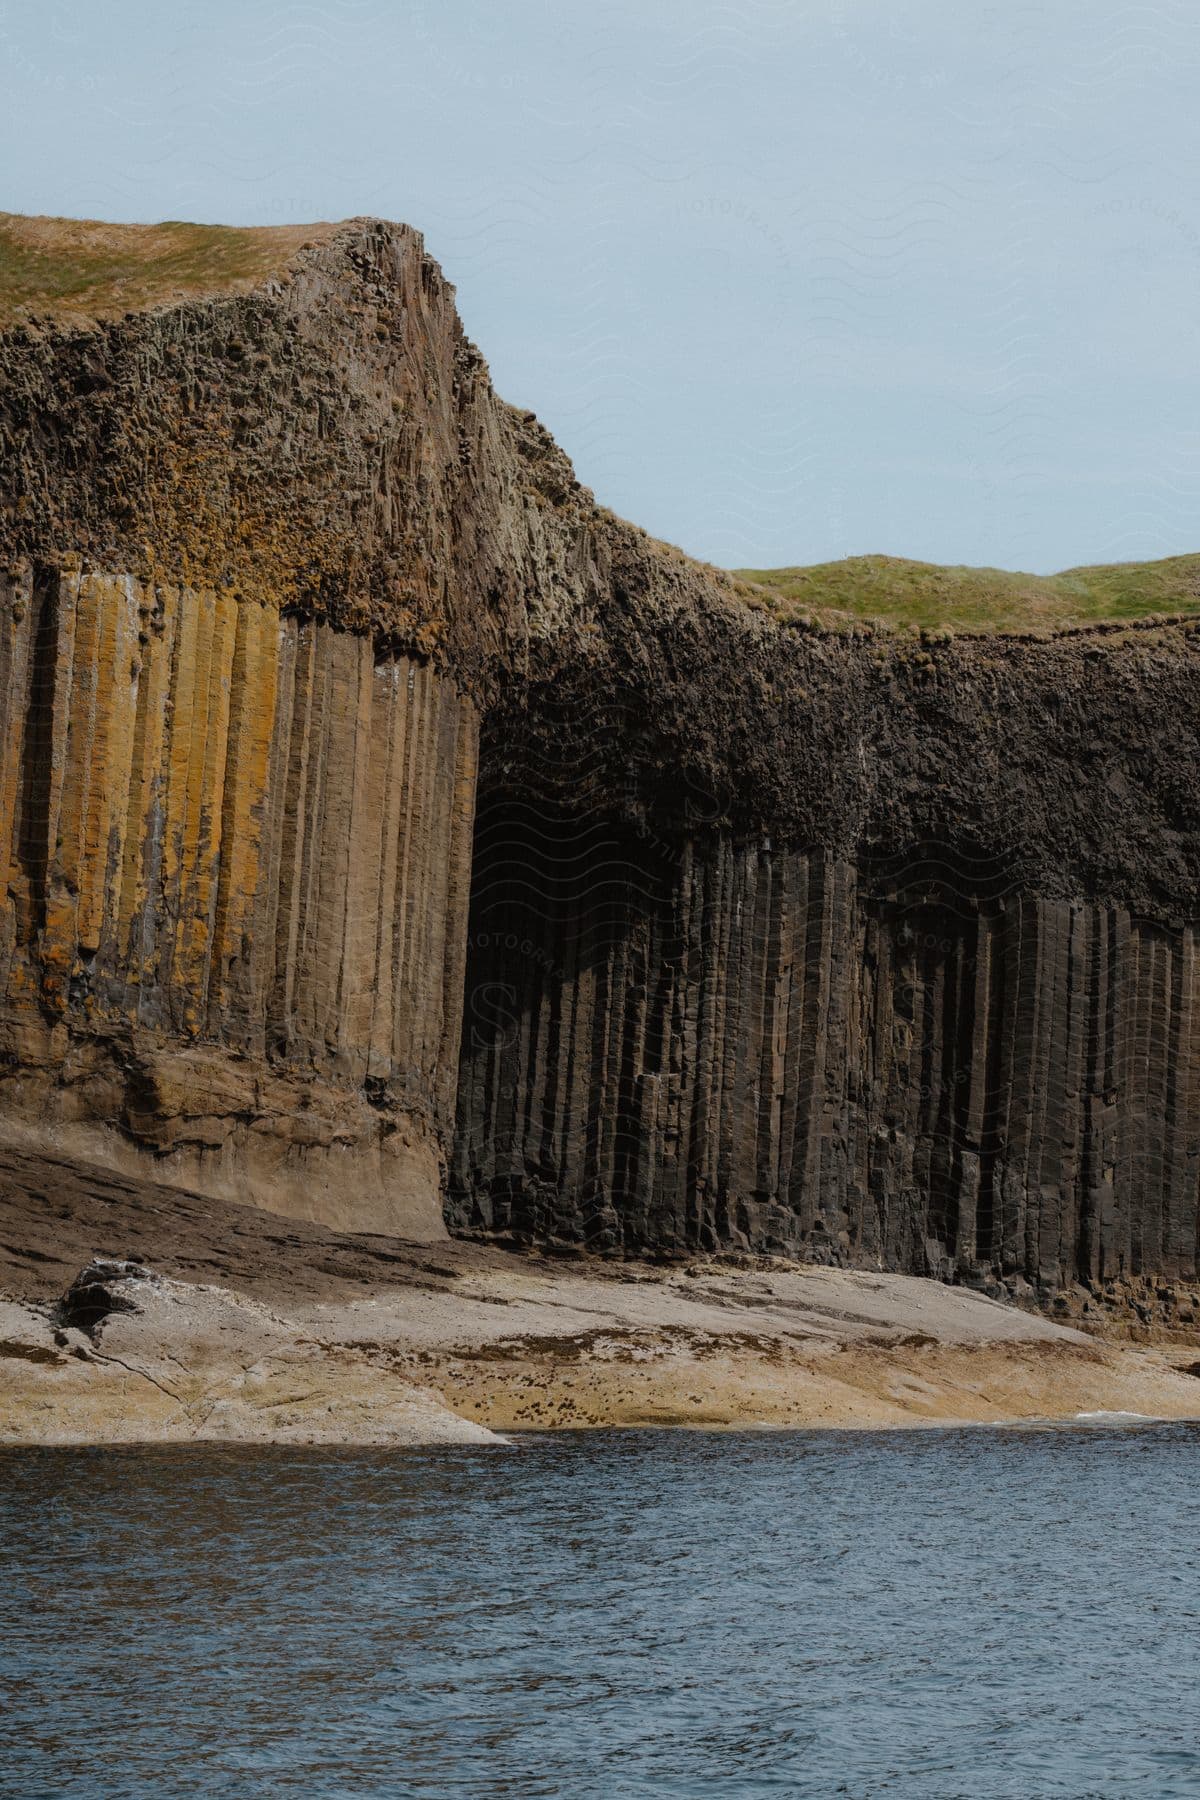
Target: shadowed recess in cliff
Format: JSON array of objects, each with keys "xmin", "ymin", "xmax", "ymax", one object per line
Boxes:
[{"xmin": 452, "ymin": 757, "xmax": 1200, "ymax": 1289}]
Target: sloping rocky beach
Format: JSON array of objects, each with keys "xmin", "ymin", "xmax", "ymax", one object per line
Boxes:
[{"xmin": 3, "ymin": 1147, "xmax": 1198, "ymax": 1444}]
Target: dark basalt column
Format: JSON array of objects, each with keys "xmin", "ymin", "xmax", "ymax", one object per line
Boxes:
[
  {"xmin": 1, "ymin": 215, "xmax": 1199, "ymax": 1294},
  {"xmin": 451, "ymin": 789, "xmax": 1200, "ymax": 1289}
]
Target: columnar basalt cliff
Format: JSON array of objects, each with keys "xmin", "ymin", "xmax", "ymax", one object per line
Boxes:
[
  {"xmin": 2, "ymin": 214, "xmax": 1199, "ymax": 1297},
  {"xmin": 0, "ymin": 570, "xmax": 475, "ymax": 1230}
]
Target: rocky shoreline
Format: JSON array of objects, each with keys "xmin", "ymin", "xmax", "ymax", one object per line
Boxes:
[{"xmin": 3, "ymin": 1147, "xmax": 1198, "ymax": 1446}]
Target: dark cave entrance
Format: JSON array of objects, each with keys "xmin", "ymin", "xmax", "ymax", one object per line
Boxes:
[
  {"xmin": 447, "ymin": 763, "xmax": 688, "ymax": 1252},
  {"xmin": 451, "ymin": 780, "xmax": 1043, "ymax": 1276}
]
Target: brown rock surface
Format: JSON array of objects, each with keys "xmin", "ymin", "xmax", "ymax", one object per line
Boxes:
[{"xmin": 0, "ymin": 216, "xmax": 1199, "ymax": 1299}]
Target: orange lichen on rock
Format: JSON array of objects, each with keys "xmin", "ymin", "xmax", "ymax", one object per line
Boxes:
[{"xmin": 0, "ymin": 561, "xmax": 475, "ymax": 1238}]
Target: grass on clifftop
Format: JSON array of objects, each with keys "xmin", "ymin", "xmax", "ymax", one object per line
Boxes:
[
  {"xmin": 734, "ymin": 552, "xmax": 1200, "ymax": 634},
  {"xmin": 0, "ymin": 214, "xmax": 338, "ymax": 324}
]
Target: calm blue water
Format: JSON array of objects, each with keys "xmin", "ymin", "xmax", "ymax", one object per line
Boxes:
[{"xmin": 2, "ymin": 1425, "xmax": 1199, "ymax": 1799}]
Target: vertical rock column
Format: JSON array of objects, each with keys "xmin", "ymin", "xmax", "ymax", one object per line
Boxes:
[
  {"xmin": 0, "ymin": 564, "xmax": 478, "ymax": 1235},
  {"xmin": 452, "ymin": 814, "xmax": 1200, "ymax": 1286}
]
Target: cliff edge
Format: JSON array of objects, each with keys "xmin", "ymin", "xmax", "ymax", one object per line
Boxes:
[{"xmin": 1, "ymin": 214, "xmax": 1199, "ymax": 1306}]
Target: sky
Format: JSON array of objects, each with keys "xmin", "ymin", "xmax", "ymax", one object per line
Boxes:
[{"xmin": 2, "ymin": 0, "xmax": 1198, "ymax": 574}]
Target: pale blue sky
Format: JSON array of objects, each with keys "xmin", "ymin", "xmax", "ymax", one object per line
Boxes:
[{"xmin": 3, "ymin": 0, "xmax": 1198, "ymax": 572}]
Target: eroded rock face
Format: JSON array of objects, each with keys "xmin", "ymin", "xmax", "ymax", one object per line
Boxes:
[
  {"xmin": 452, "ymin": 816, "xmax": 1200, "ymax": 1288},
  {"xmin": 0, "ymin": 567, "xmax": 474, "ymax": 1233},
  {"xmin": 448, "ymin": 611, "xmax": 1200, "ymax": 1290},
  {"xmin": 2, "ymin": 215, "xmax": 1200, "ymax": 1290},
  {"xmin": 59, "ymin": 1258, "xmax": 155, "ymax": 1336}
]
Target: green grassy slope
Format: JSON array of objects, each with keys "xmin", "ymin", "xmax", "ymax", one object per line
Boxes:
[
  {"xmin": 734, "ymin": 552, "xmax": 1200, "ymax": 634},
  {"xmin": 0, "ymin": 214, "xmax": 338, "ymax": 324}
]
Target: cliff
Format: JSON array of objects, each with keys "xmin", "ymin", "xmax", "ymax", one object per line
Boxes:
[{"xmin": 2, "ymin": 214, "xmax": 1199, "ymax": 1301}]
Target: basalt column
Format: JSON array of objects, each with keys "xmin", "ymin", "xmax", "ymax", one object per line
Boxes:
[
  {"xmin": 0, "ymin": 565, "xmax": 477, "ymax": 1236},
  {"xmin": 4, "ymin": 213, "xmax": 1200, "ymax": 1294},
  {"xmin": 451, "ymin": 809, "xmax": 1200, "ymax": 1287}
]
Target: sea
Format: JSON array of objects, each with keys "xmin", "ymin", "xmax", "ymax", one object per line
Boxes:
[{"xmin": 2, "ymin": 1423, "xmax": 1198, "ymax": 1799}]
